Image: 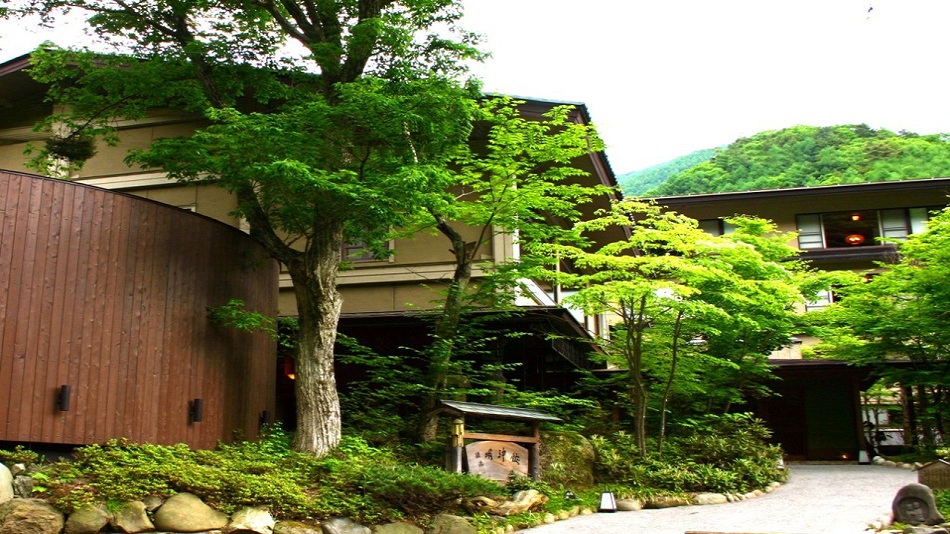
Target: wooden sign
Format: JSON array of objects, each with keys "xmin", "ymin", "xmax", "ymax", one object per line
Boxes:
[{"xmin": 465, "ymin": 441, "xmax": 529, "ymax": 482}]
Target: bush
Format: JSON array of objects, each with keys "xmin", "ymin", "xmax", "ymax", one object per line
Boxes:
[
  {"xmin": 590, "ymin": 413, "xmax": 786, "ymax": 494},
  {"xmin": 33, "ymin": 430, "xmax": 505, "ymax": 525}
]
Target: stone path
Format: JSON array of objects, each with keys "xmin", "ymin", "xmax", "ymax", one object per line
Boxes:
[{"xmin": 520, "ymin": 464, "xmax": 917, "ymax": 534}]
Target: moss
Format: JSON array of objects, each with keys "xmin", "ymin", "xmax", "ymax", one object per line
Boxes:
[{"xmin": 539, "ymin": 431, "xmax": 595, "ymax": 489}]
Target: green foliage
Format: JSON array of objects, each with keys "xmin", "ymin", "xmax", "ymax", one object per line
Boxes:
[
  {"xmin": 619, "ymin": 148, "xmax": 716, "ymax": 196},
  {"xmin": 650, "ymin": 125, "xmax": 950, "ymax": 195},
  {"xmin": 35, "ymin": 431, "xmax": 504, "ymax": 524},
  {"xmin": 590, "ymin": 414, "xmax": 785, "ymax": 494},
  {"xmin": 0, "ymin": 445, "xmax": 44, "ymax": 466}
]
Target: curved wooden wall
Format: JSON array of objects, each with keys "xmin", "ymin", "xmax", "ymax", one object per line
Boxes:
[{"xmin": 0, "ymin": 170, "xmax": 278, "ymax": 449}]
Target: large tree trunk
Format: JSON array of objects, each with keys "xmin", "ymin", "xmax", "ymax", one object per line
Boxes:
[{"xmin": 286, "ymin": 222, "xmax": 345, "ymax": 456}]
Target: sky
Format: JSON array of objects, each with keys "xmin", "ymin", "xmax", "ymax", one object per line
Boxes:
[{"xmin": 3, "ymin": 1, "xmax": 950, "ymax": 174}]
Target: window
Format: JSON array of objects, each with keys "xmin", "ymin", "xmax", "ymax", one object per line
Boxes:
[
  {"xmin": 698, "ymin": 219, "xmax": 736, "ymax": 237},
  {"xmin": 805, "ymin": 289, "xmax": 835, "ymax": 311},
  {"xmin": 795, "ymin": 207, "xmax": 937, "ymax": 250},
  {"xmin": 342, "ymin": 240, "xmax": 377, "ymax": 262}
]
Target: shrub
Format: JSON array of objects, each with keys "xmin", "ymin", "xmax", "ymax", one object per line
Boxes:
[{"xmin": 590, "ymin": 413, "xmax": 786, "ymax": 494}]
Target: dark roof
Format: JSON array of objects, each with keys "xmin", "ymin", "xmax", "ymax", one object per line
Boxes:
[
  {"xmin": 436, "ymin": 400, "xmax": 563, "ymax": 423},
  {"xmin": 651, "ymin": 177, "xmax": 950, "ymax": 206}
]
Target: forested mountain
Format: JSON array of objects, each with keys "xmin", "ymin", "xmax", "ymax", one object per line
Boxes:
[
  {"xmin": 640, "ymin": 125, "xmax": 950, "ymax": 197},
  {"xmin": 618, "ymin": 148, "xmax": 716, "ymax": 196}
]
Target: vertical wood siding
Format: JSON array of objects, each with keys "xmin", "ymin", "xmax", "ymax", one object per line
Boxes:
[{"xmin": 0, "ymin": 171, "xmax": 278, "ymax": 448}]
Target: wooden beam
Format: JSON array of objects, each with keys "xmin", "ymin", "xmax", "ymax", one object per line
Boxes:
[{"xmin": 462, "ymin": 432, "xmax": 539, "ymax": 444}]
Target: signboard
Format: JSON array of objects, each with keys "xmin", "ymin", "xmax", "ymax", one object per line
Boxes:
[{"xmin": 465, "ymin": 440, "xmax": 529, "ymax": 482}]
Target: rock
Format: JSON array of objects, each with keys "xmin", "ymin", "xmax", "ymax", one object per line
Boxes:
[
  {"xmin": 275, "ymin": 521, "xmax": 322, "ymax": 534},
  {"xmin": 539, "ymin": 431, "xmax": 596, "ymax": 489},
  {"xmin": 893, "ymin": 483, "xmax": 947, "ymax": 525},
  {"xmin": 0, "ymin": 498, "xmax": 65, "ymax": 534},
  {"xmin": 321, "ymin": 517, "xmax": 370, "ymax": 534},
  {"xmin": 555, "ymin": 510, "xmax": 570, "ymax": 520},
  {"xmin": 153, "ymin": 492, "xmax": 229, "ymax": 532},
  {"xmin": 541, "ymin": 513, "xmax": 556, "ymax": 524},
  {"xmin": 227, "ymin": 506, "xmax": 275, "ymax": 533},
  {"xmin": 461, "ymin": 496, "xmax": 499, "ymax": 514},
  {"xmin": 111, "ymin": 500, "xmax": 156, "ymax": 533},
  {"xmin": 142, "ymin": 495, "xmax": 164, "ymax": 512},
  {"xmin": 12, "ymin": 476, "xmax": 33, "ymax": 498},
  {"xmin": 579, "ymin": 507, "xmax": 594, "ymax": 515},
  {"xmin": 425, "ymin": 514, "xmax": 476, "ymax": 534},
  {"xmin": 616, "ymin": 498, "xmax": 643, "ymax": 511},
  {"xmin": 644, "ymin": 495, "xmax": 690, "ymax": 509},
  {"xmin": 10, "ymin": 464, "xmax": 27, "ymax": 477},
  {"xmin": 372, "ymin": 522, "xmax": 423, "ymax": 534},
  {"xmin": 65, "ymin": 504, "xmax": 113, "ymax": 534},
  {"xmin": 489, "ymin": 489, "xmax": 548, "ymax": 516},
  {"xmin": 0, "ymin": 463, "xmax": 13, "ymax": 504},
  {"xmin": 693, "ymin": 493, "xmax": 728, "ymax": 505}
]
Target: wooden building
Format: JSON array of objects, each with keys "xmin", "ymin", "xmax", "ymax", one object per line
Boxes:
[{"xmin": 0, "ymin": 170, "xmax": 278, "ymax": 449}]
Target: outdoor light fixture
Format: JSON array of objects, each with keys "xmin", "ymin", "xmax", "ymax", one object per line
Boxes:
[
  {"xmin": 56, "ymin": 385, "xmax": 71, "ymax": 412},
  {"xmin": 189, "ymin": 398, "xmax": 204, "ymax": 423},
  {"xmin": 598, "ymin": 491, "xmax": 617, "ymax": 513},
  {"xmin": 851, "ymin": 213, "xmax": 862, "ymax": 221}
]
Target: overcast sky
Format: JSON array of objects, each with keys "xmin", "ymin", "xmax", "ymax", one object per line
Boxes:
[{"xmin": 3, "ymin": 0, "xmax": 950, "ymax": 174}]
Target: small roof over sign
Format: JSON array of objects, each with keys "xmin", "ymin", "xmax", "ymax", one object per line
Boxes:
[{"xmin": 436, "ymin": 400, "xmax": 563, "ymax": 423}]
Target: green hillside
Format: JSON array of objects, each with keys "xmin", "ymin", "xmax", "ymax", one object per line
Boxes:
[
  {"xmin": 618, "ymin": 148, "xmax": 715, "ymax": 196},
  {"xmin": 644, "ymin": 125, "xmax": 950, "ymax": 196}
]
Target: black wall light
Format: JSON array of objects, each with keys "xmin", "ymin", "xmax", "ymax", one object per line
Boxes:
[
  {"xmin": 189, "ymin": 398, "xmax": 204, "ymax": 423},
  {"xmin": 56, "ymin": 385, "xmax": 71, "ymax": 412}
]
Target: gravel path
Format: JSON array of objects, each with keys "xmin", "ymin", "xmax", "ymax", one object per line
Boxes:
[{"xmin": 520, "ymin": 465, "xmax": 917, "ymax": 534}]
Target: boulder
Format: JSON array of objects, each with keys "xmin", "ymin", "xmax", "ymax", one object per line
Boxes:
[
  {"xmin": 616, "ymin": 498, "xmax": 643, "ymax": 511},
  {"xmin": 539, "ymin": 431, "xmax": 596, "ymax": 489},
  {"xmin": 142, "ymin": 495, "xmax": 164, "ymax": 512},
  {"xmin": 644, "ymin": 495, "xmax": 690, "ymax": 509},
  {"xmin": 0, "ymin": 498, "xmax": 66, "ymax": 534},
  {"xmin": 693, "ymin": 493, "xmax": 728, "ymax": 505},
  {"xmin": 461, "ymin": 496, "xmax": 499, "ymax": 514},
  {"xmin": 12, "ymin": 476, "xmax": 33, "ymax": 498},
  {"xmin": 65, "ymin": 504, "xmax": 113, "ymax": 534},
  {"xmin": 321, "ymin": 517, "xmax": 371, "ymax": 534},
  {"xmin": 275, "ymin": 521, "xmax": 322, "ymax": 534},
  {"xmin": 489, "ymin": 489, "xmax": 548, "ymax": 516},
  {"xmin": 227, "ymin": 506, "xmax": 275, "ymax": 534},
  {"xmin": 153, "ymin": 492, "xmax": 229, "ymax": 532},
  {"xmin": 0, "ymin": 464, "xmax": 13, "ymax": 503},
  {"xmin": 893, "ymin": 483, "xmax": 947, "ymax": 526},
  {"xmin": 425, "ymin": 514, "xmax": 476, "ymax": 534},
  {"xmin": 111, "ymin": 500, "xmax": 156, "ymax": 533},
  {"xmin": 372, "ymin": 522, "xmax": 424, "ymax": 534}
]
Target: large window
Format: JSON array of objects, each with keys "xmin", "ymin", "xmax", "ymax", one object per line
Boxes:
[
  {"xmin": 698, "ymin": 219, "xmax": 736, "ymax": 237},
  {"xmin": 796, "ymin": 207, "xmax": 935, "ymax": 250}
]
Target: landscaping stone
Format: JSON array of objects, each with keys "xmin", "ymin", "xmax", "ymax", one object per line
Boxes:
[
  {"xmin": 0, "ymin": 464, "xmax": 13, "ymax": 503},
  {"xmin": 142, "ymin": 495, "xmax": 164, "ymax": 512},
  {"xmin": 64, "ymin": 504, "xmax": 111, "ymax": 534},
  {"xmin": 893, "ymin": 483, "xmax": 947, "ymax": 526},
  {"xmin": 12, "ymin": 475, "xmax": 33, "ymax": 498},
  {"xmin": 0, "ymin": 498, "xmax": 65, "ymax": 534},
  {"xmin": 644, "ymin": 495, "xmax": 690, "ymax": 509},
  {"xmin": 274, "ymin": 521, "xmax": 322, "ymax": 534},
  {"xmin": 321, "ymin": 517, "xmax": 371, "ymax": 534},
  {"xmin": 616, "ymin": 498, "xmax": 643, "ymax": 511},
  {"xmin": 693, "ymin": 492, "xmax": 728, "ymax": 505},
  {"xmin": 488, "ymin": 489, "xmax": 547, "ymax": 516},
  {"xmin": 111, "ymin": 500, "xmax": 156, "ymax": 533},
  {"xmin": 425, "ymin": 514, "xmax": 476, "ymax": 534},
  {"xmin": 541, "ymin": 513, "xmax": 556, "ymax": 524},
  {"xmin": 901, "ymin": 526, "xmax": 949, "ymax": 534},
  {"xmin": 64, "ymin": 504, "xmax": 112, "ymax": 534},
  {"xmin": 227, "ymin": 505, "xmax": 275, "ymax": 533},
  {"xmin": 154, "ymin": 492, "xmax": 229, "ymax": 532},
  {"xmin": 372, "ymin": 521, "xmax": 423, "ymax": 534},
  {"xmin": 9, "ymin": 464, "xmax": 26, "ymax": 477}
]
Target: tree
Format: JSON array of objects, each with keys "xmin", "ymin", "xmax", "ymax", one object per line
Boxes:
[
  {"xmin": 810, "ymin": 205, "xmax": 950, "ymax": 448},
  {"xmin": 4, "ymin": 0, "xmax": 483, "ymax": 457},
  {"xmin": 409, "ymin": 96, "xmax": 610, "ymax": 441},
  {"xmin": 531, "ymin": 200, "xmax": 810, "ymax": 455}
]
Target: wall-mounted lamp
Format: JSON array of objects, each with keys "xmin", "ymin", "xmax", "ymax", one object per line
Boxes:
[
  {"xmin": 851, "ymin": 213, "xmax": 862, "ymax": 221},
  {"xmin": 845, "ymin": 233, "xmax": 866, "ymax": 245},
  {"xmin": 56, "ymin": 385, "xmax": 71, "ymax": 412},
  {"xmin": 189, "ymin": 398, "xmax": 204, "ymax": 423}
]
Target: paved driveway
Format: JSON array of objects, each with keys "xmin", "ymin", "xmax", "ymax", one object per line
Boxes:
[{"xmin": 521, "ymin": 465, "xmax": 917, "ymax": 534}]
